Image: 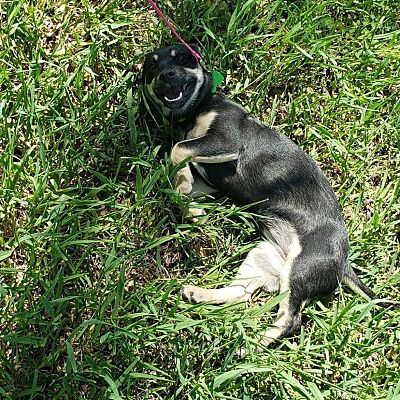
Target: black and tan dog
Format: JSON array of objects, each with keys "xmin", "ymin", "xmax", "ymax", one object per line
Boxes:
[{"xmin": 142, "ymin": 43, "xmax": 399, "ymax": 352}]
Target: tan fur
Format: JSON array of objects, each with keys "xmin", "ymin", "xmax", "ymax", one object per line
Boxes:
[{"xmin": 187, "ymin": 111, "xmax": 217, "ymax": 139}]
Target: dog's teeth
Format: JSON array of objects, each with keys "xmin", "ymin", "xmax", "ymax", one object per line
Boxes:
[{"xmin": 165, "ymin": 91, "xmax": 183, "ymax": 102}]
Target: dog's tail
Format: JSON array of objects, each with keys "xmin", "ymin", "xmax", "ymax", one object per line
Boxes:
[{"xmin": 342, "ymin": 267, "xmax": 400, "ymax": 310}]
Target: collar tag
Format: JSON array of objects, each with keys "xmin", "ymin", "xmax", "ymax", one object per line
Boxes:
[{"xmin": 211, "ymin": 71, "xmax": 224, "ymax": 93}]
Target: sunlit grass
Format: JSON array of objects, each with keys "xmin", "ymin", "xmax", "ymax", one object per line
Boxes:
[{"xmin": 0, "ymin": 0, "xmax": 399, "ymax": 398}]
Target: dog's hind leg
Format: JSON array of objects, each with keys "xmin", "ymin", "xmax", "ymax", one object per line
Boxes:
[
  {"xmin": 182, "ymin": 241, "xmax": 285, "ymax": 304},
  {"xmin": 256, "ymin": 291, "xmax": 303, "ymax": 350},
  {"xmin": 255, "ymin": 228, "xmax": 347, "ymax": 351},
  {"xmin": 243, "ymin": 237, "xmax": 304, "ymax": 354}
]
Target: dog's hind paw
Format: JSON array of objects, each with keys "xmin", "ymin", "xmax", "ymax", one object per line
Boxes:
[
  {"xmin": 236, "ymin": 347, "xmax": 247, "ymax": 358},
  {"xmin": 187, "ymin": 207, "xmax": 206, "ymax": 222},
  {"xmin": 182, "ymin": 285, "xmax": 209, "ymax": 303}
]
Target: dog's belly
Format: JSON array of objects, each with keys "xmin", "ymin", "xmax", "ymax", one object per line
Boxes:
[
  {"xmin": 192, "ymin": 158, "xmax": 344, "ymax": 232},
  {"xmin": 194, "ymin": 159, "xmax": 273, "ymax": 207},
  {"xmin": 192, "ymin": 160, "xmax": 238, "ymax": 192}
]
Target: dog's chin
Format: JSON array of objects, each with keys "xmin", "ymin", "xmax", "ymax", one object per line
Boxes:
[{"xmin": 155, "ymin": 81, "xmax": 196, "ymax": 114}]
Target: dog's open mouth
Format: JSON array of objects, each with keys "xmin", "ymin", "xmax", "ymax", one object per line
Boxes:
[
  {"xmin": 164, "ymin": 84, "xmax": 188, "ymax": 103},
  {"xmin": 154, "ymin": 80, "xmax": 195, "ymax": 109}
]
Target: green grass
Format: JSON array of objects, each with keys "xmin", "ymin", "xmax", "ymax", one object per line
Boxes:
[{"xmin": 1, "ymin": 0, "xmax": 399, "ymax": 398}]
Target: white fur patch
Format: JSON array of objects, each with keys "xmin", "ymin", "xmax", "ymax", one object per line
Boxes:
[
  {"xmin": 259, "ymin": 235, "xmax": 302, "ymax": 347},
  {"xmin": 174, "ymin": 165, "xmax": 194, "ymax": 194},
  {"xmin": 171, "ymin": 49, "xmax": 176, "ymax": 57},
  {"xmin": 187, "ymin": 111, "xmax": 217, "ymax": 139},
  {"xmin": 280, "ymin": 235, "xmax": 302, "ymax": 292},
  {"xmin": 183, "ymin": 240, "xmax": 286, "ymax": 305},
  {"xmin": 170, "ymin": 143, "xmax": 192, "ymax": 165},
  {"xmin": 171, "ymin": 137, "xmax": 238, "ymax": 165},
  {"xmin": 194, "ymin": 153, "xmax": 239, "ymax": 163},
  {"xmin": 179, "ymin": 66, "xmax": 204, "ymax": 114}
]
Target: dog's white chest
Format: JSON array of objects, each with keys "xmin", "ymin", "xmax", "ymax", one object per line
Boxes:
[{"xmin": 186, "ymin": 111, "xmax": 217, "ymax": 139}]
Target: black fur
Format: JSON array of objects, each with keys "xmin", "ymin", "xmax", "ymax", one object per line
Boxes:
[{"xmin": 142, "ymin": 44, "xmax": 399, "ymax": 347}]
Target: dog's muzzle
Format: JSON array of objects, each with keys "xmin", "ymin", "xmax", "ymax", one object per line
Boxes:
[{"xmin": 153, "ymin": 68, "xmax": 196, "ymax": 109}]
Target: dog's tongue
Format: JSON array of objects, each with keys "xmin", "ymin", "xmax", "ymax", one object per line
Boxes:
[{"xmin": 164, "ymin": 86, "xmax": 181, "ymax": 100}]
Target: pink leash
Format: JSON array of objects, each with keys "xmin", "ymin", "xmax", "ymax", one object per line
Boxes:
[{"xmin": 146, "ymin": 0, "xmax": 202, "ymax": 62}]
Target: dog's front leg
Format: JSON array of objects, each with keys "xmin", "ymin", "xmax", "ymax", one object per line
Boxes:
[
  {"xmin": 171, "ymin": 140, "xmax": 195, "ymax": 195},
  {"xmin": 171, "ymin": 136, "xmax": 239, "ymax": 194},
  {"xmin": 172, "ymin": 165, "xmax": 193, "ymax": 195}
]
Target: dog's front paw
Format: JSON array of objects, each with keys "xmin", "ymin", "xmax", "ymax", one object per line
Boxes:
[
  {"xmin": 176, "ymin": 181, "xmax": 193, "ymax": 195},
  {"xmin": 182, "ymin": 285, "xmax": 209, "ymax": 303},
  {"xmin": 174, "ymin": 167, "xmax": 194, "ymax": 195}
]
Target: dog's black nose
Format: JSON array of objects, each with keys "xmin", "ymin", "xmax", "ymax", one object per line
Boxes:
[{"xmin": 159, "ymin": 69, "xmax": 176, "ymax": 81}]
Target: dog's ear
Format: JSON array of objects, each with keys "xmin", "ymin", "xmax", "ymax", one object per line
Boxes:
[
  {"xmin": 135, "ymin": 63, "xmax": 144, "ymax": 82},
  {"xmin": 135, "ymin": 48, "xmax": 155, "ymax": 84},
  {"xmin": 188, "ymin": 43, "xmax": 202, "ymax": 60},
  {"xmin": 135, "ymin": 63, "xmax": 144, "ymax": 73},
  {"xmin": 133, "ymin": 62, "xmax": 144, "ymax": 86}
]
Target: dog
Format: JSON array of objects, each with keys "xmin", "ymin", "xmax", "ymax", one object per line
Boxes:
[{"xmin": 141, "ymin": 43, "xmax": 399, "ymax": 352}]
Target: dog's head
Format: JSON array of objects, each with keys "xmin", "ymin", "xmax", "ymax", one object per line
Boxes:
[{"xmin": 142, "ymin": 44, "xmax": 210, "ymax": 117}]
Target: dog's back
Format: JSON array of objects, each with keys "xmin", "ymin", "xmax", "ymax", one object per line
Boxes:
[
  {"xmin": 143, "ymin": 44, "xmax": 399, "ymax": 354},
  {"xmin": 192, "ymin": 95, "xmax": 342, "ymax": 220}
]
